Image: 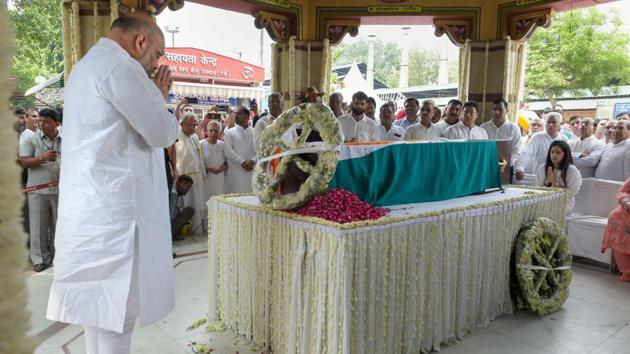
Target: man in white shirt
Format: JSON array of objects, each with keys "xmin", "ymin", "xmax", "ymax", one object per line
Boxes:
[
  {"xmin": 254, "ymin": 92, "xmax": 284, "ymax": 149},
  {"xmin": 481, "ymin": 98, "xmax": 524, "ymax": 180},
  {"xmin": 224, "ymin": 107, "xmax": 257, "ymax": 193},
  {"xmin": 47, "ymin": 14, "xmax": 180, "ymax": 354},
  {"xmin": 569, "ymin": 118, "xmax": 605, "ymax": 177},
  {"xmin": 569, "ymin": 118, "xmax": 605, "ymax": 155},
  {"xmin": 519, "ymin": 112, "xmax": 567, "ymax": 174},
  {"xmin": 444, "ymin": 100, "xmax": 488, "ymax": 140},
  {"xmin": 404, "ymin": 99, "xmax": 441, "ymax": 140},
  {"xmin": 433, "ymin": 99, "xmax": 462, "ymax": 136},
  {"xmin": 329, "ymin": 92, "xmax": 344, "ymax": 118},
  {"xmin": 338, "ymin": 91, "xmax": 379, "ymax": 142},
  {"xmin": 19, "ymin": 106, "xmax": 39, "ymax": 142},
  {"xmin": 376, "ymin": 102, "xmax": 404, "ymax": 141},
  {"xmin": 594, "ymin": 120, "xmax": 630, "ymax": 181},
  {"xmin": 175, "ymin": 112, "xmax": 207, "ymax": 233},
  {"xmin": 19, "ymin": 108, "xmax": 62, "ymax": 272},
  {"xmin": 394, "ymin": 97, "xmax": 420, "ymax": 130}
]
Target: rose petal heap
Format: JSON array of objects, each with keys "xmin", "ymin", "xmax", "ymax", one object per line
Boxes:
[{"xmin": 292, "ymin": 188, "xmax": 388, "ymax": 224}]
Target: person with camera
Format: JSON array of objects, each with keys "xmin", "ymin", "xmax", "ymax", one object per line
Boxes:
[{"xmin": 19, "ymin": 108, "xmax": 62, "ymax": 272}]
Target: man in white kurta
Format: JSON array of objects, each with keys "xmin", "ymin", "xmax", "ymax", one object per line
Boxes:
[
  {"xmin": 594, "ymin": 120, "xmax": 630, "ymax": 181},
  {"xmin": 224, "ymin": 107, "xmax": 256, "ymax": 193},
  {"xmin": 569, "ymin": 118, "xmax": 605, "ymax": 177},
  {"xmin": 338, "ymin": 91, "xmax": 379, "ymax": 142},
  {"xmin": 520, "ymin": 113, "xmax": 567, "ymax": 174},
  {"xmin": 175, "ymin": 112, "xmax": 208, "ymax": 233},
  {"xmin": 433, "ymin": 99, "xmax": 462, "ymax": 137},
  {"xmin": 254, "ymin": 92, "xmax": 284, "ymax": 150},
  {"xmin": 46, "ymin": 14, "xmax": 179, "ymax": 354},
  {"xmin": 444, "ymin": 101, "xmax": 488, "ymax": 140},
  {"xmin": 481, "ymin": 99, "xmax": 524, "ymax": 178},
  {"xmin": 404, "ymin": 100, "xmax": 441, "ymax": 140}
]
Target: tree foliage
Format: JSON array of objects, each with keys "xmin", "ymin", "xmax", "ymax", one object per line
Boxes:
[
  {"xmin": 333, "ymin": 39, "xmax": 456, "ymax": 88},
  {"xmin": 9, "ymin": 0, "xmax": 63, "ymax": 93},
  {"xmin": 525, "ymin": 8, "xmax": 630, "ymax": 104}
]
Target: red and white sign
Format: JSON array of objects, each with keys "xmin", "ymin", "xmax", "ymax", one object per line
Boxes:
[{"xmin": 160, "ymin": 47, "xmax": 265, "ymax": 83}]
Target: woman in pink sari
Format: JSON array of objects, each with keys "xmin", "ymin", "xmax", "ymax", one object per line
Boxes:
[{"xmin": 601, "ymin": 177, "xmax": 630, "ymax": 281}]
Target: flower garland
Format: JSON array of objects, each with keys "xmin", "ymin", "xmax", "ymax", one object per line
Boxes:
[
  {"xmin": 306, "ymin": 41, "xmax": 311, "ymax": 88},
  {"xmin": 110, "ymin": 0, "xmax": 118, "ymax": 24},
  {"xmin": 481, "ymin": 40, "xmax": 489, "ymax": 121},
  {"xmin": 320, "ymin": 39, "xmax": 330, "ymax": 101},
  {"xmin": 0, "ymin": 2, "xmax": 36, "ymax": 353},
  {"xmin": 61, "ymin": 2, "xmax": 73, "ymax": 80},
  {"xmin": 216, "ymin": 186, "xmax": 564, "ymax": 230},
  {"xmin": 253, "ymin": 103, "xmax": 343, "ymax": 210},
  {"xmin": 71, "ymin": 1, "xmax": 82, "ymax": 65},
  {"xmin": 288, "ymin": 35, "xmax": 296, "ymax": 104},
  {"xmin": 93, "ymin": 1, "xmax": 99, "ymax": 44},
  {"xmin": 512, "ymin": 217, "xmax": 572, "ymax": 315},
  {"xmin": 271, "ymin": 43, "xmax": 279, "ymax": 92}
]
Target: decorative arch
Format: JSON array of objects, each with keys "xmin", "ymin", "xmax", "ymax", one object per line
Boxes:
[
  {"xmin": 433, "ymin": 19, "xmax": 473, "ymax": 47},
  {"xmin": 508, "ymin": 9, "xmax": 554, "ymax": 41},
  {"xmin": 254, "ymin": 10, "xmax": 293, "ymax": 43},
  {"xmin": 326, "ymin": 19, "xmax": 360, "ymax": 46}
]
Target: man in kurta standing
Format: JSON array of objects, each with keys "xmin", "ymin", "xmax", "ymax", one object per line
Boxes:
[
  {"xmin": 47, "ymin": 13, "xmax": 179, "ymax": 354},
  {"xmin": 224, "ymin": 107, "xmax": 256, "ymax": 193}
]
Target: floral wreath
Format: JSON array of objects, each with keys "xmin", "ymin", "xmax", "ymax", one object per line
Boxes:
[
  {"xmin": 512, "ymin": 217, "xmax": 572, "ymax": 315},
  {"xmin": 253, "ymin": 103, "xmax": 343, "ymax": 210}
]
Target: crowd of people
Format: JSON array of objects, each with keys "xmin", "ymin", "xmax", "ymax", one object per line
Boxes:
[{"xmin": 8, "ymin": 13, "xmax": 630, "ymax": 354}]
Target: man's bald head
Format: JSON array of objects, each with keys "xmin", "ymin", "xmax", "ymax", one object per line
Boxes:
[
  {"xmin": 111, "ymin": 12, "xmax": 161, "ymax": 37},
  {"xmin": 109, "ymin": 13, "xmax": 165, "ymax": 75}
]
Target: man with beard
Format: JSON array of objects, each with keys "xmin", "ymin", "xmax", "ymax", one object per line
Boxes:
[
  {"xmin": 404, "ymin": 99, "xmax": 440, "ymax": 140},
  {"xmin": 433, "ymin": 99, "xmax": 462, "ymax": 137},
  {"xmin": 328, "ymin": 92, "xmax": 344, "ymax": 118},
  {"xmin": 47, "ymin": 13, "xmax": 179, "ymax": 354},
  {"xmin": 338, "ymin": 91, "xmax": 378, "ymax": 142},
  {"xmin": 394, "ymin": 97, "xmax": 420, "ymax": 129}
]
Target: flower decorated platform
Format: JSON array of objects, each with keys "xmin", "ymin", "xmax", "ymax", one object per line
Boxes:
[{"xmin": 207, "ymin": 186, "xmax": 565, "ymax": 354}]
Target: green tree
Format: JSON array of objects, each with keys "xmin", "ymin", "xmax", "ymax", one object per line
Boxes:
[
  {"xmin": 9, "ymin": 0, "xmax": 63, "ymax": 94},
  {"xmin": 408, "ymin": 48, "xmax": 439, "ymax": 86},
  {"xmin": 333, "ymin": 39, "xmax": 452, "ymax": 88},
  {"xmin": 333, "ymin": 39, "xmax": 401, "ymax": 88},
  {"xmin": 525, "ymin": 8, "xmax": 630, "ymax": 105}
]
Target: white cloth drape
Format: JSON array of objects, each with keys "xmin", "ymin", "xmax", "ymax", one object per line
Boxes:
[{"xmin": 208, "ymin": 187, "xmax": 565, "ymax": 353}]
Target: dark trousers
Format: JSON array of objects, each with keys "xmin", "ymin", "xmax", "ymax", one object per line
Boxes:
[{"xmin": 171, "ymin": 207, "xmax": 194, "ymax": 240}]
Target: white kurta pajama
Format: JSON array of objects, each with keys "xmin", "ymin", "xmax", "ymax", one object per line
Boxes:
[
  {"xmin": 224, "ymin": 125, "xmax": 256, "ymax": 193},
  {"xmin": 47, "ymin": 38, "xmax": 179, "ymax": 335},
  {"xmin": 338, "ymin": 113, "xmax": 379, "ymax": 142},
  {"xmin": 175, "ymin": 131, "xmax": 208, "ymax": 233},
  {"xmin": 200, "ymin": 139, "xmax": 226, "ymax": 199}
]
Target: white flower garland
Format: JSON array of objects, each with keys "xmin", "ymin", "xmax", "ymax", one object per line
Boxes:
[
  {"xmin": 253, "ymin": 103, "xmax": 343, "ymax": 210},
  {"xmin": 513, "ymin": 217, "xmax": 572, "ymax": 315},
  {"xmin": 288, "ymin": 36, "xmax": 296, "ymax": 104}
]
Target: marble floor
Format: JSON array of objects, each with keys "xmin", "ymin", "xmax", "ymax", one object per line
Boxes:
[{"xmin": 26, "ymin": 233, "xmax": 630, "ymax": 354}]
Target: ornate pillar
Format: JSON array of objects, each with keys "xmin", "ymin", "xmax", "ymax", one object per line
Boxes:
[
  {"xmin": 61, "ymin": 0, "xmax": 185, "ymax": 79},
  {"xmin": 448, "ymin": 9, "xmax": 553, "ymax": 123},
  {"xmin": 261, "ymin": 11, "xmax": 340, "ymax": 107}
]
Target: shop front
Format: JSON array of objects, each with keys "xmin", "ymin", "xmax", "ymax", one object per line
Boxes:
[{"xmin": 161, "ymin": 47, "xmax": 265, "ymax": 116}]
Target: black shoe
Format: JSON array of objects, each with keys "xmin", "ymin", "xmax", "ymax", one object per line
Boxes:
[{"xmin": 33, "ymin": 264, "xmax": 47, "ymax": 272}]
